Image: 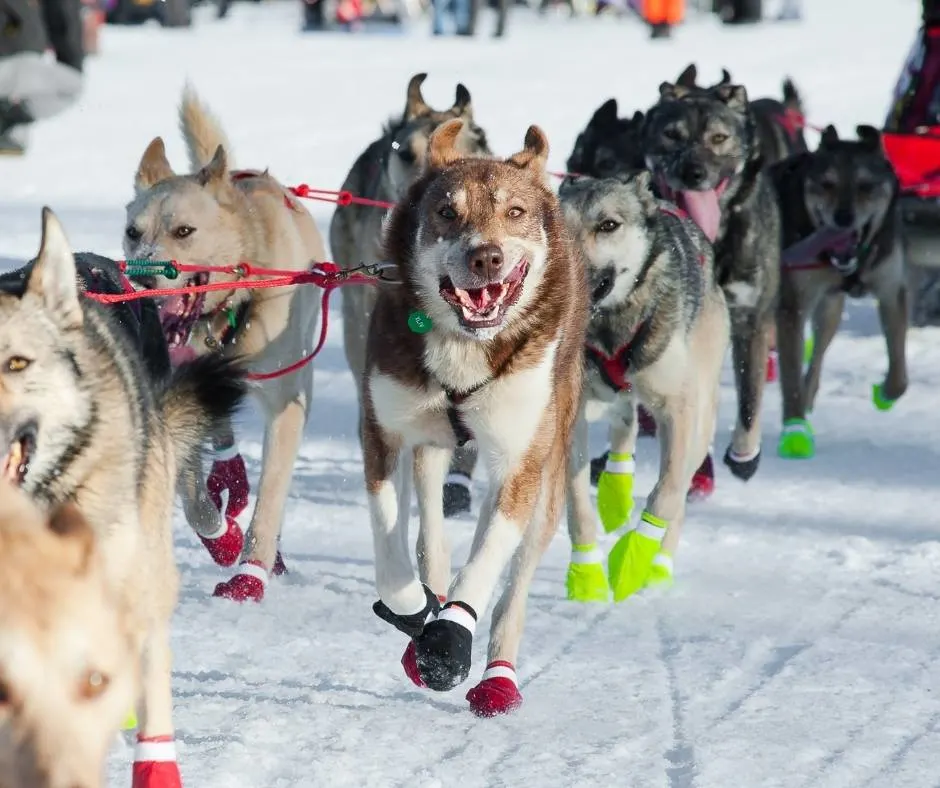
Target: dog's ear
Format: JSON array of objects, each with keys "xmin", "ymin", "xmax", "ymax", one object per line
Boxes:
[
  {"xmin": 507, "ymin": 125, "xmax": 550, "ymax": 173},
  {"xmin": 820, "ymin": 124, "xmax": 840, "ymax": 147},
  {"xmin": 630, "ymin": 169, "xmax": 658, "ymax": 211},
  {"xmin": 591, "ymin": 98, "xmax": 619, "ymax": 127},
  {"xmin": 27, "ymin": 207, "xmax": 82, "ymax": 330},
  {"xmin": 404, "ymin": 73, "xmax": 432, "ymax": 121},
  {"xmin": 48, "ymin": 500, "xmax": 95, "ymax": 575},
  {"xmin": 676, "ymin": 64, "xmax": 697, "ymax": 89},
  {"xmin": 195, "ymin": 144, "xmax": 228, "ymax": 187},
  {"xmin": 134, "ymin": 137, "xmax": 174, "ymax": 194},
  {"xmin": 719, "ymin": 68, "xmax": 732, "ymax": 86},
  {"xmin": 452, "ymin": 83, "xmax": 472, "ymax": 118},
  {"xmin": 856, "ymin": 124, "xmax": 882, "ymax": 151},
  {"xmin": 716, "ymin": 84, "xmax": 748, "ymax": 113},
  {"xmin": 659, "ymin": 81, "xmax": 679, "ymax": 100},
  {"xmin": 427, "ymin": 118, "xmax": 466, "ymax": 170},
  {"xmin": 630, "ymin": 110, "xmax": 645, "ymax": 125}
]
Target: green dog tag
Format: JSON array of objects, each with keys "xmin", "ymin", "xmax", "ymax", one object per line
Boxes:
[{"xmin": 408, "ymin": 310, "xmax": 432, "ymax": 334}]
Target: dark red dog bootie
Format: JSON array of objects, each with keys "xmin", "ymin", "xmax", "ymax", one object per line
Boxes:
[
  {"xmin": 201, "ymin": 445, "xmax": 249, "ymax": 567},
  {"xmin": 466, "ymin": 661, "xmax": 523, "ymax": 717}
]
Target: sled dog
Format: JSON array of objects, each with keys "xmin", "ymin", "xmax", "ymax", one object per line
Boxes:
[
  {"xmin": 771, "ymin": 124, "xmax": 906, "ymax": 458},
  {"xmin": 362, "ymin": 119, "xmax": 588, "ymax": 716},
  {"xmin": 559, "ymin": 171, "xmax": 728, "ymax": 603},
  {"xmin": 0, "ymin": 208, "xmax": 246, "ymax": 785},
  {"xmin": 125, "ymin": 84, "xmax": 327, "ymax": 602}
]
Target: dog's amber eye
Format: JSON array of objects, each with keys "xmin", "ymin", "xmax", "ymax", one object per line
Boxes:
[
  {"xmin": 173, "ymin": 225, "xmax": 196, "ymax": 240},
  {"xmin": 711, "ymin": 133, "xmax": 729, "ymax": 145},
  {"xmin": 507, "ymin": 207, "xmax": 525, "ymax": 219},
  {"xmin": 5, "ymin": 357, "xmax": 30, "ymax": 373},
  {"xmin": 597, "ymin": 219, "xmax": 620, "ymax": 234},
  {"xmin": 78, "ymin": 670, "xmax": 111, "ymax": 701},
  {"xmin": 438, "ymin": 206, "xmax": 457, "ymax": 221},
  {"xmin": 125, "ymin": 226, "xmax": 142, "ymax": 242}
]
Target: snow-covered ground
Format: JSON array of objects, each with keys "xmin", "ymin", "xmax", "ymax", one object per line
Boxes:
[{"xmin": 3, "ymin": 1, "xmax": 940, "ymax": 785}]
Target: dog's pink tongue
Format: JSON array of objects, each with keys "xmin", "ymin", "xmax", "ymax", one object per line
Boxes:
[
  {"xmin": 781, "ymin": 226, "xmax": 856, "ymax": 267},
  {"xmin": 457, "ymin": 284, "xmax": 502, "ymax": 312},
  {"xmin": 677, "ymin": 190, "xmax": 721, "ymax": 243},
  {"xmin": 158, "ymin": 294, "xmax": 188, "ymax": 320}
]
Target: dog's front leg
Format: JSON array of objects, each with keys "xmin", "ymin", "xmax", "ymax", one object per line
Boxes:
[
  {"xmin": 413, "ymin": 444, "xmax": 453, "ymax": 600},
  {"xmin": 607, "ymin": 396, "xmax": 694, "ymax": 601},
  {"xmin": 565, "ymin": 396, "xmax": 607, "ymax": 602},
  {"xmin": 874, "ymin": 283, "xmax": 910, "ymax": 410},
  {"xmin": 804, "ymin": 291, "xmax": 845, "ymax": 413},
  {"xmin": 724, "ymin": 307, "xmax": 771, "ymax": 481},
  {"xmin": 410, "ymin": 449, "xmax": 544, "ymax": 693},
  {"xmin": 467, "ymin": 473, "xmax": 566, "ymax": 717},
  {"xmin": 775, "ymin": 280, "xmax": 815, "ymax": 459},
  {"xmin": 596, "ymin": 395, "xmax": 638, "ymax": 534}
]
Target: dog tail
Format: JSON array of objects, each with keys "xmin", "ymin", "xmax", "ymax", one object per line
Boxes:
[
  {"xmin": 781, "ymin": 77, "xmax": 803, "ymax": 114},
  {"xmin": 179, "ymin": 83, "xmax": 234, "ymax": 172},
  {"xmin": 159, "ymin": 354, "xmax": 249, "ymax": 469}
]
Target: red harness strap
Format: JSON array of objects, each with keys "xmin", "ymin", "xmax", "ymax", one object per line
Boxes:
[{"xmin": 585, "ymin": 344, "xmax": 633, "ymax": 392}]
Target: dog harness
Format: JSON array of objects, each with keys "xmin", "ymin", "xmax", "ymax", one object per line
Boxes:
[{"xmin": 584, "ymin": 319, "xmax": 651, "ymax": 393}]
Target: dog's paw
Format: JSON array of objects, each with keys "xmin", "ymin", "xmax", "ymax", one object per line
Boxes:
[
  {"xmin": 414, "ymin": 602, "xmax": 476, "ymax": 691},
  {"xmin": 723, "ymin": 446, "xmax": 762, "ymax": 480},
  {"xmin": 212, "ymin": 561, "xmax": 266, "ymax": 602},
  {"xmin": 872, "ymin": 382, "xmax": 903, "ymax": 412},
  {"xmin": 443, "ymin": 475, "xmax": 472, "ymax": 517},
  {"xmin": 589, "ymin": 450, "xmax": 608, "ymax": 487},
  {"xmin": 466, "ymin": 662, "xmax": 523, "ymax": 717},
  {"xmin": 607, "ymin": 511, "xmax": 666, "ymax": 603},
  {"xmin": 373, "ymin": 584, "xmax": 441, "ymax": 638},
  {"xmin": 566, "ymin": 544, "xmax": 609, "ymax": 602},
  {"xmin": 687, "ymin": 452, "xmax": 715, "ymax": 501},
  {"xmin": 777, "ymin": 419, "xmax": 815, "ymax": 459},
  {"xmin": 596, "ymin": 453, "xmax": 635, "ymax": 533}
]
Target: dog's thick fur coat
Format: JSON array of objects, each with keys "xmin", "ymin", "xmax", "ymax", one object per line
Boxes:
[{"xmin": 361, "ymin": 119, "xmax": 588, "ymax": 710}]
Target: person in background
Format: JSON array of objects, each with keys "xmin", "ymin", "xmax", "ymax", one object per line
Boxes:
[
  {"xmin": 0, "ymin": 0, "xmax": 84, "ymax": 155},
  {"xmin": 432, "ymin": 0, "xmax": 470, "ymax": 35},
  {"xmin": 635, "ymin": 0, "xmax": 683, "ymax": 39}
]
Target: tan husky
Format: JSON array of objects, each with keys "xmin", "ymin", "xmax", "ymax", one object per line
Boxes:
[
  {"xmin": 125, "ymin": 85, "xmax": 328, "ymax": 603},
  {"xmin": 0, "ymin": 481, "xmax": 138, "ymax": 788},
  {"xmin": 363, "ymin": 119, "xmax": 588, "ymax": 716}
]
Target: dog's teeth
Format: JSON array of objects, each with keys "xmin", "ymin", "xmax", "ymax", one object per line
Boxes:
[{"xmin": 4, "ymin": 441, "xmax": 22, "ymax": 483}]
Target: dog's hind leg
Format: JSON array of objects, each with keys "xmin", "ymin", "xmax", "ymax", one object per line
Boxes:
[
  {"xmin": 874, "ymin": 282, "xmax": 910, "ymax": 410},
  {"xmin": 804, "ymin": 291, "xmax": 844, "ymax": 413},
  {"xmin": 608, "ymin": 395, "xmax": 694, "ymax": 601},
  {"xmin": 443, "ymin": 445, "xmax": 476, "ymax": 518},
  {"xmin": 565, "ymin": 398, "xmax": 608, "ymax": 602},
  {"xmin": 466, "ymin": 474, "xmax": 564, "ymax": 717},
  {"xmin": 414, "ymin": 445, "xmax": 453, "ymax": 601},
  {"xmin": 723, "ymin": 309, "xmax": 771, "ymax": 481}
]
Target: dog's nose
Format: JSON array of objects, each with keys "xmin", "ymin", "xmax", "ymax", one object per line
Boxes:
[
  {"xmin": 833, "ymin": 208, "xmax": 854, "ymax": 228},
  {"xmin": 466, "ymin": 244, "xmax": 504, "ymax": 280},
  {"xmin": 681, "ymin": 159, "xmax": 707, "ymax": 187}
]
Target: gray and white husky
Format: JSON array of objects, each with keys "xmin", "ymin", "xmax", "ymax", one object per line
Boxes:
[{"xmin": 559, "ymin": 171, "xmax": 729, "ymax": 603}]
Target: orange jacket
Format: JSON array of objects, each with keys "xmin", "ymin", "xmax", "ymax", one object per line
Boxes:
[{"xmin": 643, "ymin": 0, "xmax": 684, "ymax": 24}]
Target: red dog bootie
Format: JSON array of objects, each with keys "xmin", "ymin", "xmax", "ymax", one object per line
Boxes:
[
  {"xmin": 132, "ymin": 735, "xmax": 182, "ymax": 788},
  {"xmin": 466, "ymin": 661, "xmax": 523, "ymax": 717},
  {"xmin": 213, "ymin": 560, "xmax": 267, "ymax": 603},
  {"xmin": 202, "ymin": 445, "xmax": 249, "ymax": 567},
  {"xmin": 766, "ymin": 349, "xmax": 779, "ymax": 383},
  {"xmin": 688, "ymin": 452, "xmax": 715, "ymax": 500}
]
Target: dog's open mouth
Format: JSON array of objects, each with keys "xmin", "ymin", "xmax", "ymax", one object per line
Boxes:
[
  {"xmin": 439, "ymin": 259, "xmax": 529, "ymax": 330},
  {"xmin": 662, "ymin": 179, "xmax": 730, "ymax": 243},
  {"xmin": 2, "ymin": 423, "xmax": 36, "ymax": 487},
  {"xmin": 157, "ymin": 272, "xmax": 210, "ymax": 347}
]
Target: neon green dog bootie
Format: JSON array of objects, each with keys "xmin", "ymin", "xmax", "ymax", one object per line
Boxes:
[
  {"xmin": 872, "ymin": 382, "xmax": 899, "ymax": 412},
  {"xmin": 648, "ymin": 552, "xmax": 674, "ymax": 589},
  {"xmin": 803, "ymin": 334, "xmax": 815, "ymax": 366},
  {"xmin": 777, "ymin": 418, "xmax": 815, "ymax": 459},
  {"xmin": 122, "ymin": 709, "xmax": 138, "ymax": 731},
  {"xmin": 596, "ymin": 452, "xmax": 635, "ymax": 534},
  {"xmin": 607, "ymin": 511, "xmax": 667, "ymax": 603},
  {"xmin": 566, "ymin": 543, "xmax": 609, "ymax": 602}
]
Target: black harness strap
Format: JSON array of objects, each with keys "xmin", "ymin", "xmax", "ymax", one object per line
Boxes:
[{"xmin": 441, "ymin": 381, "xmax": 489, "ymax": 447}]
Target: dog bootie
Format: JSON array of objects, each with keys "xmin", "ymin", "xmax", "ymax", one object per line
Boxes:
[
  {"xmin": 566, "ymin": 543, "xmax": 609, "ymax": 602},
  {"xmin": 596, "ymin": 452, "xmax": 635, "ymax": 533},
  {"xmin": 872, "ymin": 383, "xmax": 900, "ymax": 412},
  {"xmin": 213, "ymin": 560, "xmax": 267, "ymax": 602},
  {"xmin": 607, "ymin": 511, "xmax": 667, "ymax": 602},
  {"xmin": 132, "ymin": 736, "xmax": 182, "ymax": 788},
  {"xmin": 804, "ymin": 333, "xmax": 815, "ymax": 365},
  {"xmin": 766, "ymin": 349, "xmax": 779, "ymax": 383},
  {"xmin": 777, "ymin": 418, "xmax": 815, "ymax": 459},
  {"xmin": 648, "ymin": 552, "xmax": 674, "ymax": 588},
  {"xmin": 466, "ymin": 661, "xmax": 523, "ymax": 717},
  {"xmin": 203, "ymin": 445, "xmax": 249, "ymax": 567},
  {"xmin": 688, "ymin": 452, "xmax": 715, "ymax": 500},
  {"xmin": 123, "ymin": 709, "xmax": 138, "ymax": 731},
  {"xmin": 413, "ymin": 602, "xmax": 477, "ymax": 691}
]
